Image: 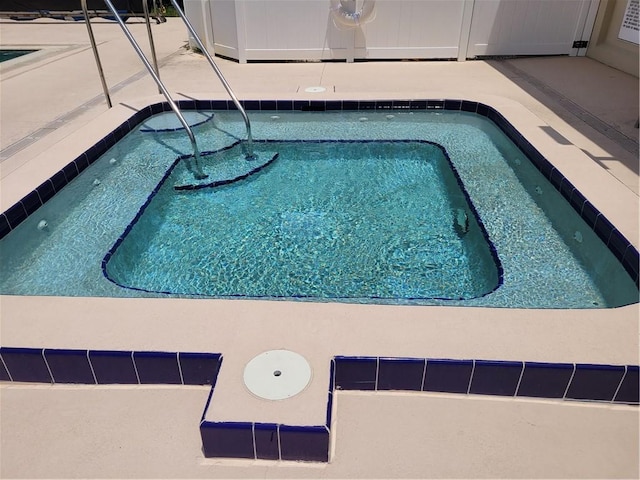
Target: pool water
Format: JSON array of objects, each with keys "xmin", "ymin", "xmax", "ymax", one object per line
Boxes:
[
  {"xmin": 0, "ymin": 109, "xmax": 637, "ymax": 308},
  {"xmin": 104, "ymin": 141, "xmax": 500, "ymax": 301},
  {"xmin": 0, "ymin": 50, "xmax": 37, "ymax": 62}
]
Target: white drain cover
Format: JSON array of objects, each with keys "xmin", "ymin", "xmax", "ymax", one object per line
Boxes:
[
  {"xmin": 304, "ymin": 86, "xmax": 326, "ymax": 93},
  {"xmin": 243, "ymin": 350, "xmax": 312, "ymax": 400}
]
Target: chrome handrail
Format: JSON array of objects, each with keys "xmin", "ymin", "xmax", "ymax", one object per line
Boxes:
[
  {"xmin": 169, "ymin": 0, "xmax": 255, "ymax": 159},
  {"xmin": 82, "ymin": 0, "xmax": 112, "ymax": 108},
  {"xmin": 101, "ymin": 0, "xmax": 206, "ymax": 179}
]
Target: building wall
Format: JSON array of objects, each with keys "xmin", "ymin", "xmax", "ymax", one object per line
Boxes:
[{"xmin": 587, "ymin": 0, "xmax": 639, "ymax": 77}]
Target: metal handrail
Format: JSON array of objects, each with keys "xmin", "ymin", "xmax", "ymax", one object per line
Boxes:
[
  {"xmin": 169, "ymin": 0, "xmax": 255, "ymax": 159},
  {"xmin": 82, "ymin": 0, "xmax": 112, "ymax": 108},
  {"xmin": 101, "ymin": 0, "xmax": 206, "ymax": 179}
]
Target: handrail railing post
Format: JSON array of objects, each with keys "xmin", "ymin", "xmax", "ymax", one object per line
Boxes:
[
  {"xmin": 169, "ymin": 0, "xmax": 254, "ymax": 159},
  {"xmin": 141, "ymin": 0, "xmax": 162, "ymax": 94},
  {"xmin": 102, "ymin": 0, "xmax": 206, "ymax": 179},
  {"xmin": 82, "ymin": 0, "xmax": 112, "ymax": 108}
]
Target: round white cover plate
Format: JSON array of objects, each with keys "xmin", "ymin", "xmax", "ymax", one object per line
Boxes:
[{"xmin": 243, "ymin": 350, "xmax": 312, "ymax": 400}]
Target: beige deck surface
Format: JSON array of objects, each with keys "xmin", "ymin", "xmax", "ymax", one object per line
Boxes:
[{"xmin": 0, "ymin": 17, "xmax": 639, "ymax": 479}]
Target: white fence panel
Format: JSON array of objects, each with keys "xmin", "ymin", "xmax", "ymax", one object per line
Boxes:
[
  {"xmin": 360, "ymin": 0, "xmax": 467, "ymax": 59},
  {"xmin": 466, "ymin": 0, "xmax": 598, "ymax": 58}
]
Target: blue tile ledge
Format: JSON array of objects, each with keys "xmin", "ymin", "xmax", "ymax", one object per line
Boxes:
[{"xmin": 1, "ymin": 348, "xmax": 637, "ymax": 463}]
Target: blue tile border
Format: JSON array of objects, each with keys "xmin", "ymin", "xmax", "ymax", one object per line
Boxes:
[
  {"xmin": 44, "ymin": 349, "xmax": 95, "ymax": 384},
  {"xmin": 423, "ymin": 358, "xmax": 474, "ymax": 394},
  {"xmin": 565, "ymin": 363, "xmax": 626, "ymax": 402},
  {"xmin": 89, "ymin": 350, "xmax": 138, "ymax": 384},
  {"xmin": 0, "ymin": 347, "xmax": 221, "ymax": 386},
  {"xmin": 1, "ymin": 347, "xmax": 638, "ymax": 463},
  {"xmin": 468, "ymin": 360, "xmax": 523, "ymax": 396},
  {"xmin": 0, "ymin": 347, "xmax": 52, "ymax": 383},
  {"xmin": 1, "ymin": 98, "xmax": 637, "ymax": 291},
  {"xmin": 133, "ymin": 351, "xmax": 182, "ymax": 384},
  {"xmin": 200, "ymin": 421, "xmax": 255, "ymax": 459}
]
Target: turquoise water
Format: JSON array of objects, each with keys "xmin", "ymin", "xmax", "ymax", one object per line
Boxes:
[
  {"xmin": 104, "ymin": 141, "xmax": 500, "ymax": 301},
  {"xmin": 0, "ymin": 109, "xmax": 637, "ymax": 308}
]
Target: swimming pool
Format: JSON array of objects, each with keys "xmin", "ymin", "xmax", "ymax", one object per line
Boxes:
[
  {"xmin": 0, "ymin": 49, "xmax": 37, "ymax": 63},
  {"xmin": 0, "ymin": 100, "xmax": 637, "ymax": 308}
]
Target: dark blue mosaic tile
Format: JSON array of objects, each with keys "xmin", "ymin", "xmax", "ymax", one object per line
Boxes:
[
  {"xmin": 242, "ymin": 100, "xmax": 260, "ymax": 111},
  {"xmin": 516, "ymin": 362, "xmax": 573, "ymax": 399},
  {"xmin": 35, "ymin": 180, "xmax": 55, "ymax": 205},
  {"xmin": 44, "ymin": 349, "xmax": 95, "ymax": 384},
  {"xmin": 85, "ymin": 144, "xmax": 102, "ymax": 164},
  {"xmin": 391, "ymin": 100, "xmax": 411, "ymax": 109},
  {"xmin": 622, "ymin": 247, "xmax": 639, "ymax": 284},
  {"xmin": 130, "ymin": 110, "xmax": 148, "ymax": 127},
  {"xmin": 89, "ymin": 350, "xmax": 138, "ymax": 384},
  {"xmin": 410, "ymin": 100, "xmax": 427, "ymax": 110},
  {"xmin": 293, "ymin": 100, "xmax": 310, "ymax": 111},
  {"xmin": 254, "ymin": 423, "xmax": 279, "ymax": 460},
  {"xmin": 607, "ymin": 230, "xmax": 630, "ymax": 262},
  {"xmin": 358, "ymin": 101, "xmax": 376, "ymax": 110},
  {"xmin": 559, "ymin": 177, "xmax": 576, "ymax": 201},
  {"xmin": 532, "ymin": 154, "xmax": 553, "ymax": 178},
  {"xmin": 151, "ymin": 103, "xmax": 165, "ymax": 115},
  {"xmin": 62, "ymin": 162, "xmax": 79, "ymax": 183},
  {"xmin": 279, "ymin": 425, "xmax": 329, "ymax": 462},
  {"xmin": 376, "ymin": 100, "xmax": 393, "ymax": 109},
  {"xmin": 342, "ymin": 100, "xmax": 359, "ymax": 111},
  {"xmin": 614, "ymin": 366, "xmax": 639, "ymax": 404},
  {"xmin": 549, "ymin": 167, "xmax": 564, "ymax": 190},
  {"xmin": 192, "ymin": 99, "xmax": 210, "ymax": 110},
  {"xmin": 460, "ymin": 100, "xmax": 477, "ymax": 112},
  {"xmin": 178, "ymin": 352, "xmax": 220, "ymax": 385},
  {"xmin": 444, "ymin": 99, "xmax": 462, "ymax": 110},
  {"xmin": 133, "ymin": 351, "xmax": 182, "ymax": 384},
  {"xmin": 486, "ymin": 107, "xmax": 504, "ymax": 125},
  {"xmin": 325, "ymin": 100, "xmax": 342, "ymax": 111},
  {"xmin": 423, "ymin": 359, "xmax": 473, "ymax": 394},
  {"xmin": 49, "ymin": 170, "xmax": 69, "ymax": 193},
  {"xmin": 4, "ymin": 202, "xmax": 28, "ymax": 229},
  {"xmin": 20, "ymin": 191, "xmax": 42, "ymax": 216},
  {"xmin": 566, "ymin": 364, "xmax": 625, "ymax": 401},
  {"xmin": 176, "ymin": 99, "xmax": 193, "ymax": 110},
  {"xmin": 469, "ymin": 360, "xmax": 523, "ymax": 396},
  {"xmin": 581, "ymin": 201, "xmax": 599, "ymax": 229},
  {"xmin": 569, "ymin": 188, "xmax": 587, "ymax": 214},
  {"xmin": 334, "ymin": 356, "xmax": 377, "ymax": 390},
  {"xmin": 200, "ymin": 421, "xmax": 254, "ymax": 459},
  {"xmin": 427, "ymin": 99, "xmax": 444, "ymax": 109},
  {"xmin": 74, "ymin": 153, "xmax": 90, "ymax": 174},
  {"xmin": 260, "ymin": 100, "xmax": 277, "ymax": 111},
  {"xmin": 593, "ymin": 215, "xmax": 615, "ymax": 245},
  {"xmin": 210, "ymin": 100, "xmax": 228, "ymax": 110},
  {"xmin": 0, "ymin": 214, "xmax": 11, "ymax": 238},
  {"xmin": 377, "ymin": 357, "xmax": 424, "ymax": 391},
  {"xmin": 0, "ymin": 347, "xmax": 51, "ymax": 383},
  {"xmin": 326, "ymin": 390, "xmax": 334, "ymax": 427},
  {"xmin": 328, "ymin": 358, "xmax": 335, "ymax": 391},
  {"xmin": 275, "ymin": 100, "xmax": 293, "ymax": 111},
  {"xmin": 305, "ymin": 101, "xmax": 326, "ymax": 111},
  {"xmin": 113, "ymin": 124, "xmax": 128, "ymax": 141},
  {"xmin": 0, "ymin": 356, "xmax": 11, "ymax": 381},
  {"xmin": 476, "ymin": 103, "xmax": 489, "ymax": 116}
]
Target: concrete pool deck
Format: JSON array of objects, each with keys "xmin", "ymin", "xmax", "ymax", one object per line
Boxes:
[{"xmin": 0, "ymin": 17, "xmax": 638, "ymax": 478}]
